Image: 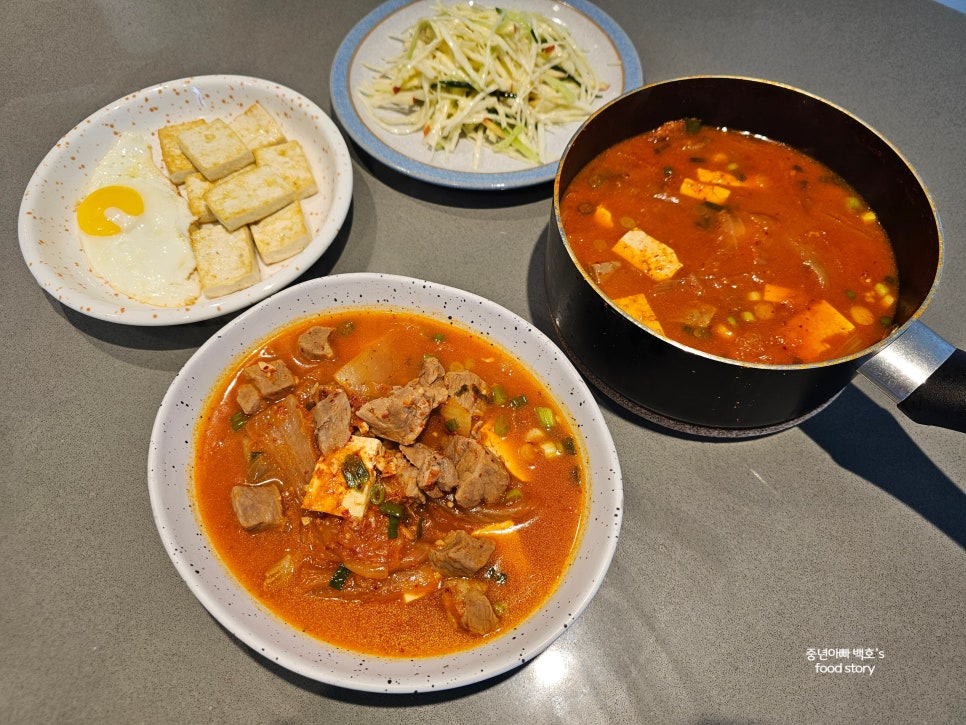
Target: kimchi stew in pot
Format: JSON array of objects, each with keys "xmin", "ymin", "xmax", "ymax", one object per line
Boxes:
[
  {"xmin": 194, "ymin": 309, "xmax": 587, "ymax": 657},
  {"xmin": 559, "ymin": 119, "xmax": 900, "ymax": 365}
]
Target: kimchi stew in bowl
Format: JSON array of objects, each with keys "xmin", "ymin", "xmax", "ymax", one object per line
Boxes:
[{"xmin": 148, "ymin": 273, "xmax": 622, "ymax": 692}]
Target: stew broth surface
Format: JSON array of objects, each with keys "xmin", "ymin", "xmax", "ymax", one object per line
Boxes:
[
  {"xmin": 194, "ymin": 310, "xmax": 587, "ymax": 657},
  {"xmin": 560, "ymin": 119, "xmax": 899, "ymax": 364}
]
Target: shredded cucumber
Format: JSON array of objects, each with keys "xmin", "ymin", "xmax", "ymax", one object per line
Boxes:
[{"xmin": 358, "ymin": 2, "xmax": 603, "ymax": 167}]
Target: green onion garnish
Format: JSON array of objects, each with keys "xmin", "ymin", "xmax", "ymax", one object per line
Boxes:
[
  {"xmin": 536, "ymin": 406, "xmax": 555, "ymax": 429},
  {"xmin": 341, "ymin": 453, "xmax": 369, "ymax": 489},
  {"xmin": 329, "ymin": 564, "xmax": 351, "ymax": 590},
  {"xmin": 229, "ymin": 411, "xmax": 248, "ymax": 431},
  {"xmin": 509, "ymin": 394, "xmax": 529, "ymax": 409}
]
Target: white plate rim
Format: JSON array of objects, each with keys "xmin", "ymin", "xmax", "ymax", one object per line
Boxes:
[
  {"xmin": 18, "ymin": 74, "xmax": 354, "ymax": 326},
  {"xmin": 147, "ymin": 272, "xmax": 623, "ymax": 693},
  {"xmin": 330, "ymin": 0, "xmax": 643, "ymax": 190}
]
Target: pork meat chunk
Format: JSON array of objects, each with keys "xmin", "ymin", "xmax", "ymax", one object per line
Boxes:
[
  {"xmin": 400, "ymin": 443, "xmax": 458, "ymax": 499},
  {"xmin": 236, "ymin": 382, "xmax": 265, "ymax": 415},
  {"xmin": 441, "ymin": 578, "xmax": 499, "ymax": 635},
  {"xmin": 230, "ymin": 484, "xmax": 284, "ymax": 531},
  {"xmin": 298, "ymin": 326, "xmax": 335, "ymax": 361},
  {"xmin": 443, "ymin": 370, "xmax": 489, "ymax": 416},
  {"xmin": 429, "ymin": 529, "xmax": 495, "ymax": 577},
  {"xmin": 356, "ymin": 357, "xmax": 448, "ymax": 444},
  {"xmin": 312, "ymin": 388, "xmax": 352, "ymax": 456},
  {"xmin": 243, "ymin": 359, "xmax": 296, "ymax": 397},
  {"xmin": 444, "ymin": 435, "xmax": 510, "ymax": 508}
]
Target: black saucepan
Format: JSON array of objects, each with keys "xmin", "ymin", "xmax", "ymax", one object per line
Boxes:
[{"xmin": 545, "ymin": 76, "xmax": 966, "ymax": 437}]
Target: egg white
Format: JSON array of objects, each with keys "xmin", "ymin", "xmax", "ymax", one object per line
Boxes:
[{"xmin": 79, "ymin": 133, "xmax": 200, "ymax": 307}]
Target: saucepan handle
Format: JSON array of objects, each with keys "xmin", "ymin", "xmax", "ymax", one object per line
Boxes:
[{"xmin": 861, "ymin": 321, "xmax": 966, "ymax": 433}]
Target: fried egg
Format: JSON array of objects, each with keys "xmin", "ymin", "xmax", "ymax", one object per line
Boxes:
[{"xmin": 77, "ymin": 133, "xmax": 200, "ymax": 307}]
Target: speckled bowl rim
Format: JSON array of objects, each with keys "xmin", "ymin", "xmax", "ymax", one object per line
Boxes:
[
  {"xmin": 18, "ymin": 75, "xmax": 353, "ymax": 326},
  {"xmin": 147, "ymin": 273, "xmax": 623, "ymax": 693}
]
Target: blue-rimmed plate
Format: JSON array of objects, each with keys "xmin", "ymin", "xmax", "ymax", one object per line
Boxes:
[{"xmin": 330, "ymin": 0, "xmax": 642, "ymax": 190}]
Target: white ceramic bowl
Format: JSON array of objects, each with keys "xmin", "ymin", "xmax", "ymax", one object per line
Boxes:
[
  {"xmin": 148, "ymin": 273, "xmax": 622, "ymax": 692},
  {"xmin": 19, "ymin": 75, "xmax": 353, "ymax": 325}
]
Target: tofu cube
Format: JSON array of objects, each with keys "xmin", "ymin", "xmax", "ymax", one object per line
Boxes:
[
  {"xmin": 680, "ymin": 177, "xmax": 731, "ymax": 205},
  {"xmin": 788, "ymin": 300, "xmax": 856, "ymax": 361},
  {"xmin": 302, "ymin": 436, "xmax": 386, "ymax": 519},
  {"xmin": 182, "ymin": 172, "xmax": 215, "ymax": 223},
  {"xmin": 177, "ymin": 118, "xmax": 254, "ymax": 181},
  {"xmin": 254, "ymin": 140, "xmax": 318, "ymax": 199},
  {"xmin": 250, "ymin": 201, "xmax": 311, "ymax": 264},
  {"xmin": 229, "ymin": 102, "xmax": 286, "ymax": 151},
  {"xmin": 158, "ymin": 119, "xmax": 205, "ymax": 183},
  {"xmin": 695, "ymin": 167, "xmax": 745, "ymax": 187},
  {"xmin": 612, "ymin": 229, "xmax": 683, "ymax": 281},
  {"xmin": 205, "ymin": 165, "xmax": 296, "ymax": 231},
  {"xmin": 189, "ymin": 223, "xmax": 261, "ymax": 297},
  {"xmin": 613, "ymin": 293, "xmax": 664, "ymax": 335}
]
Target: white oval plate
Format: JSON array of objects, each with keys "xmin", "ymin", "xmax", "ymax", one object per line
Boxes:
[
  {"xmin": 18, "ymin": 75, "xmax": 353, "ymax": 326},
  {"xmin": 330, "ymin": 0, "xmax": 643, "ymax": 190},
  {"xmin": 148, "ymin": 273, "xmax": 623, "ymax": 693}
]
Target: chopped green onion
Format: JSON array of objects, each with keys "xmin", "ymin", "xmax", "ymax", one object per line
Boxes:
[
  {"xmin": 369, "ymin": 481, "xmax": 386, "ymax": 505},
  {"xmin": 337, "ymin": 320, "xmax": 355, "ymax": 336},
  {"xmin": 536, "ymin": 406, "xmax": 555, "ymax": 429},
  {"xmin": 433, "ymin": 333, "xmax": 446, "ymax": 343},
  {"xmin": 329, "ymin": 564, "xmax": 351, "ymax": 590},
  {"xmin": 505, "ymin": 488, "xmax": 523, "ymax": 502},
  {"xmin": 444, "ymin": 418, "xmax": 462, "ymax": 433},
  {"xmin": 663, "ymin": 166, "xmax": 673, "ymax": 176},
  {"xmin": 485, "ymin": 567, "xmax": 508, "ymax": 584},
  {"xmin": 230, "ymin": 411, "xmax": 248, "ymax": 431},
  {"xmin": 341, "ymin": 453, "xmax": 369, "ymax": 489},
  {"xmin": 560, "ymin": 437, "xmax": 577, "ymax": 456},
  {"xmin": 387, "ymin": 516, "xmax": 400, "ymax": 539},
  {"xmin": 684, "ymin": 118, "xmax": 702, "ymax": 134},
  {"xmin": 570, "ymin": 466, "xmax": 582, "ymax": 486},
  {"xmin": 494, "ymin": 414, "xmax": 510, "ymax": 437},
  {"xmin": 379, "ymin": 501, "xmax": 405, "ymax": 518},
  {"xmin": 509, "ymin": 394, "xmax": 529, "ymax": 409},
  {"xmin": 491, "ymin": 384, "xmax": 508, "ymax": 405},
  {"xmin": 416, "ymin": 517, "xmax": 424, "ymax": 540}
]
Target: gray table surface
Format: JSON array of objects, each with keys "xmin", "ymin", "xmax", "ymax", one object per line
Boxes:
[{"xmin": 3, "ymin": 1, "xmax": 964, "ymax": 723}]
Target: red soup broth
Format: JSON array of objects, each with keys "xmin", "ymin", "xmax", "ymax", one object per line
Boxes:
[
  {"xmin": 193, "ymin": 309, "xmax": 587, "ymax": 658},
  {"xmin": 559, "ymin": 119, "xmax": 899, "ymax": 365}
]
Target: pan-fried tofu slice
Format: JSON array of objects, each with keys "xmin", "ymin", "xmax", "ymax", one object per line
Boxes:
[
  {"xmin": 229, "ymin": 102, "xmax": 286, "ymax": 151},
  {"xmin": 613, "ymin": 293, "xmax": 664, "ymax": 335},
  {"xmin": 250, "ymin": 201, "xmax": 311, "ymax": 264},
  {"xmin": 254, "ymin": 140, "xmax": 318, "ymax": 199},
  {"xmin": 189, "ymin": 223, "xmax": 261, "ymax": 297},
  {"xmin": 612, "ymin": 229, "xmax": 683, "ymax": 281},
  {"xmin": 177, "ymin": 118, "xmax": 255, "ymax": 181},
  {"xmin": 302, "ymin": 436, "xmax": 386, "ymax": 519},
  {"xmin": 158, "ymin": 119, "xmax": 205, "ymax": 183},
  {"xmin": 205, "ymin": 165, "xmax": 296, "ymax": 231},
  {"xmin": 182, "ymin": 172, "xmax": 215, "ymax": 223}
]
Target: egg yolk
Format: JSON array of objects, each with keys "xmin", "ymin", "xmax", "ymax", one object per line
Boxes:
[{"xmin": 76, "ymin": 185, "xmax": 144, "ymax": 236}]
